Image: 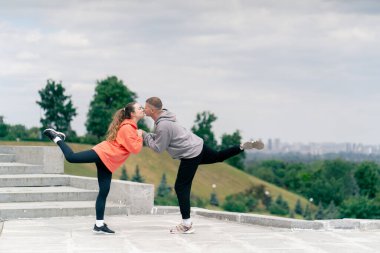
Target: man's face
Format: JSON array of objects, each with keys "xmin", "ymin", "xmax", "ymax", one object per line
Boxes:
[
  {"xmin": 144, "ymin": 103, "xmax": 155, "ymax": 117},
  {"xmin": 132, "ymin": 103, "xmax": 145, "ymax": 120}
]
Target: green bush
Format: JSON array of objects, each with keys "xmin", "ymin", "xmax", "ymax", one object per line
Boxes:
[
  {"xmin": 223, "ymin": 195, "xmax": 247, "ymax": 213},
  {"xmin": 340, "ymin": 196, "xmax": 380, "ymax": 219},
  {"xmin": 154, "ymin": 194, "xmax": 178, "ymax": 206}
]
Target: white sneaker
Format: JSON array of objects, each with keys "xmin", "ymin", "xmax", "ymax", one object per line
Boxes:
[
  {"xmin": 241, "ymin": 140, "xmax": 264, "ymax": 150},
  {"xmin": 170, "ymin": 222, "xmax": 195, "ymax": 234}
]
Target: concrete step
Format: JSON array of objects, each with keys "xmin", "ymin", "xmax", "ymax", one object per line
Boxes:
[
  {"xmin": 0, "ymin": 186, "xmax": 98, "ymax": 203},
  {"xmin": 0, "ymin": 201, "xmax": 127, "ymax": 219},
  {"xmin": 0, "ymin": 174, "xmax": 70, "ymax": 187},
  {"xmin": 0, "ymin": 154, "xmax": 15, "ymax": 163},
  {"xmin": 0, "ymin": 163, "xmax": 44, "ymax": 175}
]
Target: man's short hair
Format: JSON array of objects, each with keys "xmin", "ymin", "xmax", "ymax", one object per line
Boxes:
[{"xmin": 146, "ymin": 97, "xmax": 163, "ymax": 110}]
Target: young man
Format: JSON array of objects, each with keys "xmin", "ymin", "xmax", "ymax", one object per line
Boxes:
[{"xmin": 142, "ymin": 97, "xmax": 264, "ymax": 234}]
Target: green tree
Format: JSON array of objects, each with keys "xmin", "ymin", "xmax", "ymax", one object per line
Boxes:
[
  {"xmin": 269, "ymin": 195, "xmax": 289, "ymax": 215},
  {"xmin": 36, "ymin": 79, "xmax": 77, "ymax": 134},
  {"xmin": 303, "ymin": 204, "xmax": 312, "ymax": 220},
  {"xmin": 131, "ymin": 165, "xmax": 144, "ymax": 183},
  {"xmin": 308, "ymin": 159, "xmax": 356, "ymax": 206},
  {"xmin": 154, "ymin": 173, "xmax": 177, "ymax": 206},
  {"xmin": 324, "ymin": 201, "xmax": 340, "ymax": 219},
  {"xmin": 191, "ymin": 111, "xmax": 218, "ymax": 149},
  {"xmin": 119, "ymin": 165, "xmax": 129, "ymax": 181},
  {"xmin": 340, "ymin": 196, "xmax": 380, "ymax": 219},
  {"xmin": 254, "ymin": 184, "xmax": 266, "ymax": 200},
  {"xmin": 219, "ymin": 130, "xmax": 245, "ymax": 169},
  {"xmin": 222, "ymin": 187, "xmax": 259, "ymax": 213},
  {"xmin": 295, "ymin": 199, "xmax": 303, "ymax": 215},
  {"xmin": 344, "ymin": 172, "xmax": 360, "ymax": 197},
  {"xmin": 190, "ymin": 194, "xmax": 207, "ymax": 208},
  {"xmin": 210, "ymin": 191, "xmax": 219, "ymax": 206},
  {"xmin": 260, "ymin": 160, "xmax": 287, "ymax": 187},
  {"xmin": 355, "ymin": 161, "xmax": 379, "ymax": 199},
  {"xmin": 222, "ymin": 194, "xmax": 247, "ymax": 213},
  {"xmin": 154, "ymin": 194, "xmax": 178, "ymax": 206},
  {"xmin": 0, "ymin": 121, "xmax": 9, "ymax": 138},
  {"xmin": 157, "ymin": 173, "xmax": 171, "ymax": 197},
  {"xmin": 27, "ymin": 127, "xmax": 41, "ymax": 140},
  {"xmin": 7, "ymin": 124, "xmax": 28, "ymax": 140},
  {"xmin": 262, "ymin": 192, "xmax": 272, "ymax": 210},
  {"xmin": 283, "ymin": 163, "xmax": 305, "ymax": 190},
  {"xmin": 314, "ymin": 202, "xmax": 324, "ymax": 220},
  {"xmin": 86, "ymin": 76, "xmax": 148, "ymax": 139}
]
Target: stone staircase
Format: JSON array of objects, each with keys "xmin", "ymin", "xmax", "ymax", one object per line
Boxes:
[{"xmin": 0, "ymin": 146, "xmax": 154, "ymax": 219}]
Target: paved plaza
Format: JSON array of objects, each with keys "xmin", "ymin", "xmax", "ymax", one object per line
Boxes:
[{"xmin": 1, "ymin": 214, "xmax": 379, "ymax": 253}]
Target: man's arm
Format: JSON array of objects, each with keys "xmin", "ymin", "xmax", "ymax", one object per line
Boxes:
[{"xmin": 143, "ymin": 123, "xmax": 171, "ymax": 153}]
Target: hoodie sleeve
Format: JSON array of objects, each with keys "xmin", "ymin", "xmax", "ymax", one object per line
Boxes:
[
  {"xmin": 117, "ymin": 124, "xmax": 143, "ymax": 154},
  {"xmin": 143, "ymin": 122, "xmax": 171, "ymax": 153}
]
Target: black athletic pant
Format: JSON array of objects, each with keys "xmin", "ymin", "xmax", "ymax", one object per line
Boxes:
[
  {"xmin": 175, "ymin": 144, "xmax": 243, "ymax": 219},
  {"xmin": 57, "ymin": 141, "xmax": 112, "ymax": 220}
]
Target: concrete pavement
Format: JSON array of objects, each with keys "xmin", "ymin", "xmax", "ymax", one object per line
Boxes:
[{"xmin": 1, "ymin": 214, "xmax": 379, "ymax": 253}]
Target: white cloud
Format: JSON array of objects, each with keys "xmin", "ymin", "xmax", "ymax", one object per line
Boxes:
[
  {"xmin": 25, "ymin": 30, "xmax": 42, "ymax": 43},
  {"xmin": 16, "ymin": 51, "xmax": 40, "ymax": 60},
  {"xmin": 48, "ymin": 30, "xmax": 90, "ymax": 47}
]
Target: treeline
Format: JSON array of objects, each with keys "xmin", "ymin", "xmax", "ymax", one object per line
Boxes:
[
  {"xmin": 1, "ymin": 77, "xmax": 245, "ymax": 168},
  {"xmin": 148, "ymin": 170, "xmax": 317, "ymax": 219},
  {"xmin": 0, "ymin": 120, "xmax": 41, "ymax": 141},
  {"xmin": 245, "ymin": 159, "xmax": 380, "ymax": 219}
]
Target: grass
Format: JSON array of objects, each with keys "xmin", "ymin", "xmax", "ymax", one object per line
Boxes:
[{"xmin": 0, "ymin": 140, "xmax": 313, "ymax": 212}]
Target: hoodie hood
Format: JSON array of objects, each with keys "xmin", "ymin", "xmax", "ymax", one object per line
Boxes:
[
  {"xmin": 120, "ymin": 119, "xmax": 138, "ymax": 129},
  {"xmin": 156, "ymin": 109, "xmax": 176, "ymax": 125}
]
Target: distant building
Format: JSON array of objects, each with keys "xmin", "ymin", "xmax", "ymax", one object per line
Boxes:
[
  {"xmin": 267, "ymin": 139, "xmax": 272, "ymax": 151},
  {"xmin": 274, "ymin": 138, "xmax": 280, "ymax": 151}
]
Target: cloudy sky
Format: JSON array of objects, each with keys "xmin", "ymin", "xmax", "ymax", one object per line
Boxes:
[{"xmin": 1, "ymin": 0, "xmax": 380, "ymax": 145}]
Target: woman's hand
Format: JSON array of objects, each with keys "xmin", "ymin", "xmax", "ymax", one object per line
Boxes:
[{"xmin": 137, "ymin": 129, "xmax": 143, "ymax": 137}]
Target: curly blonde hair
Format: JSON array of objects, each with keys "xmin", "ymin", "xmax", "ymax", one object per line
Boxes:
[{"xmin": 106, "ymin": 102, "xmax": 137, "ymax": 141}]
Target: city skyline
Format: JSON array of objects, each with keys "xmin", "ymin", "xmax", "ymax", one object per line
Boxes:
[{"xmin": 263, "ymin": 138, "xmax": 380, "ymax": 155}]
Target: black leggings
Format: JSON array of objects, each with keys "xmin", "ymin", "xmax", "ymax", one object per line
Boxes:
[
  {"xmin": 57, "ymin": 141, "xmax": 112, "ymax": 220},
  {"xmin": 175, "ymin": 144, "xmax": 243, "ymax": 219}
]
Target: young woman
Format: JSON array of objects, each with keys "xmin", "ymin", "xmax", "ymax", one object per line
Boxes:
[{"xmin": 43, "ymin": 102, "xmax": 145, "ymax": 234}]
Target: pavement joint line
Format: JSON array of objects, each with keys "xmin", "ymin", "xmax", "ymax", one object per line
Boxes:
[{"xmin": 0, "ymin": 220, "xmax": 3, "ymax": 236}]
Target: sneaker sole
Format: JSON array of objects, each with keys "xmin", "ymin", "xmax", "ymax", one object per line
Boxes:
[
  {"xmin": 43, "ymin": 128, "xmax": 66, "ymax": 141},
  {"xmin": 184, "ymin": 228, "xmax": 195, "ymax": 234},
  {"xmin": 252, "ymin": 142, "xmax": 264, "ymax": 150},
  {"xmin": 170, "ymin": 228, "xmax": 195, "ymax": 234},
  {"xmin": 92, "ymin": 230, "xmax": 115, "ymax": 235}
]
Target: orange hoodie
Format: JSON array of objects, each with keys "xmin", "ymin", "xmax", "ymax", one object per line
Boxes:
[{"xmin": 92, "ymin": 119, "xmax": 143, "ymax": 173}]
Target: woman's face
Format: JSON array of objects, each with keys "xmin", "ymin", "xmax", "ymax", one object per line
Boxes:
[{"xmin": 132, "ymin": 103, "xmax": 145, "ymax": 120}]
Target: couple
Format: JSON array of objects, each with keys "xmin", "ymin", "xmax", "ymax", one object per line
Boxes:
[{"xmin": 43, "ymin": 97, "xmax": 264, "ymax": 234}]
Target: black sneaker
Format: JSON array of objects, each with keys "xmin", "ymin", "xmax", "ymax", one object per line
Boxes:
[
  {"xmin": 93, "ymin": 223, "xmax": 115, "ymax": 234},
  {"xmin": 43, "ymin": 128, "xmax": 66, "ymax": 142}
]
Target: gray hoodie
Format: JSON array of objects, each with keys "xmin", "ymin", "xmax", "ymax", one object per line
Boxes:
[{"xmin": 143, "ymin": 109, "xmax": 204, "ymax": 159}]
